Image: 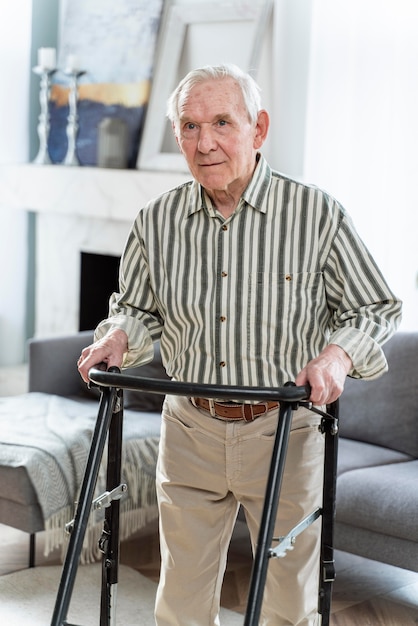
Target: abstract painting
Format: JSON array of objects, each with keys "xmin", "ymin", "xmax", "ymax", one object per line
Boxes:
[{"xmin": 48, "ymin": 0, "xmax": 164, "ymax": 167}]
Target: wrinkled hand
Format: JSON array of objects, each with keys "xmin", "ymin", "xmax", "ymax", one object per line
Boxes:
[
  {"xmin": 77, "ymin": 329, "xmax": 128, "ymax": 383},
  {"xmin": 295, "ymin": 344, "xmax": 352, "ymax": 405}
]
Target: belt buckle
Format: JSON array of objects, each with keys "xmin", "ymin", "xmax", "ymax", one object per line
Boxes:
[{"xmin": 208, "ymin": 398, "xmax": 217, "ymax": 417}]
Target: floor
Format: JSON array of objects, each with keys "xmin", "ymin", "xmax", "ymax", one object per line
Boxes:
[
  {"xmin": 1, "ymin": 364, "xmax": 418, "ymax": 624},
  {"xmin": 1, "ymin": 521, "xmax": 418, "ymax": 625},
  {"xmin": 0, "ymin": 363, "xmax": 29, "ymax": 397}
]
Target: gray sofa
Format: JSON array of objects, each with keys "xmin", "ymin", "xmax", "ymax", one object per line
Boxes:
[
  {"xmin": 0, "ymin": 330, "xmax": 168, "ymax": 566},
  {"xmin": 0, "ymin": 330, "xmax": 416, "ymax": 573},
  {"xmin": 335, "ymin": 330, "xmax": 418, "ymax": 571}
]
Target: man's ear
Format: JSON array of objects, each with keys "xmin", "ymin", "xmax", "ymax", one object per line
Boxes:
[
  {"xmin": 172, "ymin": 122, "xmax": 181, "ymax": 151},
  {"xmin": 253, "ymin": 109, "xmax": 270, "ymax": 149}
]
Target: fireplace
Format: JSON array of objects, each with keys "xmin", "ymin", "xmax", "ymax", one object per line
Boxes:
[
  {"xmin": 34, "ymin": 210, "xmax": 132, "ymax": 338},
  {"xmin": 79, "ymin": 252, "xmax": 120, "ymax": 331},
  {"xmin": 0, "ymin": 163, "xmax": 190, "ymax": 338}
]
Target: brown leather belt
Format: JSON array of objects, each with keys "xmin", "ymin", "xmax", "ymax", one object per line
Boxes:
[{"xmin": 191, "ymin": 397, "xmax": 279, "ymax": 422}]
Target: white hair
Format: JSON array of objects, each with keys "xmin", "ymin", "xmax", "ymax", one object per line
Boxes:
[{"xmin": 166, "ymin": 64, "xmax": 262, "ymax": 131}]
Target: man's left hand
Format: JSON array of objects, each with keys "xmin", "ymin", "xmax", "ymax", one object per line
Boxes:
[{"xmin": 295, "ymin": 344, "xmax": 353, "ymax": 405}]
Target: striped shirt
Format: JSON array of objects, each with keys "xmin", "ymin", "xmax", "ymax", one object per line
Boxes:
[{"xmin": 96, "ymin": 155, "xmax": 402, "ymax": 388}]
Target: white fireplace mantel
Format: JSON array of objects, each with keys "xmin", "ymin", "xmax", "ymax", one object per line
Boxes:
[
  {"xmin": 0, "ymin": 163, "xmax": 191, "ymax": 338},
  {"xmin": 0, "ymin": 163, "xmax": 190, "ymax": 221}
]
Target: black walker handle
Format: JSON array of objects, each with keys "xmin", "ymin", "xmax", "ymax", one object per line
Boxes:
[{"xmin": 89, "ymin": 368, "xmax": 311, "ymax": 405}]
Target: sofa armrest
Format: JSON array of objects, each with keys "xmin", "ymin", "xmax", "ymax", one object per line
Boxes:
[{"xmin": 28, "ymin": 331, "xmax": 94, "ymax": 396}]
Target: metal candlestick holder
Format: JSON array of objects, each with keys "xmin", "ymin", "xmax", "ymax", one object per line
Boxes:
[
  {"xmin": 63, "ymin": 69, "xmax": 86, "ymax": 166},
  {"xmin": 32, "ymin": 66, "xmax": 57, "ymax": 165}
]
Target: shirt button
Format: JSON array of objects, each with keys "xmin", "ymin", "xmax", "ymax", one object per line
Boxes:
[
  {"xmin": 285, "ymin": 274, "xmax": 292, "ymax": 281},
  {"xmin": 220, "ymin": 316, "xmax": 226, "ymax": 322},
  {"xmin": 219, "ymin": 361, "xmax": 226, "ymax": 367},
  {"xmin": 221, "ymin": 271, "xmax": 228, "ymax": 277},
  {"xmin": 222, "ymin": 225, "xmax": 228, "ymax": 231}
]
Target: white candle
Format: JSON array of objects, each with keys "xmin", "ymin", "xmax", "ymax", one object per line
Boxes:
[
  {"xmin": 38, "ymin": 47, "xmax": 56, "ymax": 69},
  {"xmin": 66, "ymin": 54, "xmax": 79, "ymax": 72}
]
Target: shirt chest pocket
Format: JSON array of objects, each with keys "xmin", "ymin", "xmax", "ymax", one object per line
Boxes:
[{"xmin": 247, "ymin": 271, "xmax": 324, "ymax": 355}]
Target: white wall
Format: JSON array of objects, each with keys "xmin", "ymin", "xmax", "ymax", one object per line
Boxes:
[
  {"xmin": 304, "ymin": 0, "xmax": 418, "ymax": 330},
  {"xmin": 0, "ymin": 0, "xmax": 58, "ymax": 366},
  {"xmin": 0, "ymin": 1, "xmax": 32, "ymax": 365},
  {"xmin": 266, "ymin": 0, "xmax": 312, "ymax": 175}
]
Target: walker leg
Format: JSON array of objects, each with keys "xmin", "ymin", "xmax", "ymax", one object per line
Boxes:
[
  {"xmin": 50, "ymin": 386, "xmax": 118, "ymax": 626},
  {"xmin": 100, "ymin": 388, "xmax": 123, "ymax": 625},
  {"xmin": 318, "ymin": 400, "xmax": 339, "ymax": 625},
  {"xmin": 244, "ymin": 400, "xmax": 339, "ymax": 625},
  {"xmin": 244, "ymin": 402, "xmax": 294, "ymax": 626}
]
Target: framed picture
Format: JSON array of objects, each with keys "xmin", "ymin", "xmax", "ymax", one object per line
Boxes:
[
  {"xmin": 136, "ymin": 0, "xmax": 273, "ymax": 172},
  {"xmin": 49, "ymin": 0, "xmax": 164, "ymax": 167}
]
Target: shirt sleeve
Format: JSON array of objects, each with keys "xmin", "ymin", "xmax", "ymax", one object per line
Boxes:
[
  {"xmin": 93, "ymin": 215, "xmax": 163, "ymax": 369},
  {"xmin": 323, "ymin": 208, "xmax": 402, "ymax": 379}
]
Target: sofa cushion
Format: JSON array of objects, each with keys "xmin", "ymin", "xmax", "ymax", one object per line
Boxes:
[
  {"xmin": 334, "ymin": 522, "xmax": 418, "ymax": 573},
  {"xmin": 336, "ymin": 459, "xmax": 418, "ymax": 542},
  {"xmin": 337, "ymin": 438, "xmax": 413, "ymax": 476},
  {"xmin": 338, "ymin": 332, "xmax": 418, "ymax": 457}
]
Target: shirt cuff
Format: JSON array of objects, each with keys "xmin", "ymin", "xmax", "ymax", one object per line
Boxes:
[
  {"xmin": 94, "ymin": 315, "xmax": 154, "ymax": 369},
  {"xmin": 329, "ymin": 327, "xmax": 389, "ymax": 380}
]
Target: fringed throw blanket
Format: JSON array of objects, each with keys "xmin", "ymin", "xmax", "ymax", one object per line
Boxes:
[{"xmin": 0, "ymin": 393, "xmax": 161, "ymax": 563}]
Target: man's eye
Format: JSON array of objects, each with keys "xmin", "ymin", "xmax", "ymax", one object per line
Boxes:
[
  {"xmin": 185, "ymin": 123, "xmax": 196, "ymax": 130},
  {"xmin": 218, "ymin": 120, "xmax": 227, "ymax": 127}
]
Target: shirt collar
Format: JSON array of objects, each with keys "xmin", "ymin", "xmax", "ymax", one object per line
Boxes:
[
  {"xmin": 187, "ymin": 153, "xmax": 272, "ymax": 217},
  {"xmin": 241, "ymin": 154, "xmax": 272, "ymax": 213}
]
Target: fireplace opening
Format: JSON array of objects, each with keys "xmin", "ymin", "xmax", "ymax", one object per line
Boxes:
[{"xmin": 79, "ymin": 252, "xmax": 120, "ymax": 331}]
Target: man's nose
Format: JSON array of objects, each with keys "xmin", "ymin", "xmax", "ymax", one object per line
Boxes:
[{"xmin": 197, "ymin": 126, "xmax": 217, "ymax": 153}]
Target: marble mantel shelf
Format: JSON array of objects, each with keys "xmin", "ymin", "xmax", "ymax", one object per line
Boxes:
[{"xmin": 0, "ymin": 163, "xmax": 191, "ymax": 222}]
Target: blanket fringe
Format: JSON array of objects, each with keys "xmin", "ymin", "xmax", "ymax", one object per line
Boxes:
[
  {"xmin": 77, "ymin": 504, "xmax": 159, "ymax": 564},
  {"xmin": 44, "ymin": 505, "xmax": 74, "ymax": 556},
  {"xmin": 44, "ymin": 503, "xmax": 160, "ymax": 564},
  {"xmin": 44, "ymin": 436, "xmax": 160, "ymax": 564}
]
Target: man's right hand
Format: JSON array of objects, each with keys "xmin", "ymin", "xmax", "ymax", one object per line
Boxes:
[{"xmin": 77, "ymin": 329, "xmax": 129, "ymax": 383}]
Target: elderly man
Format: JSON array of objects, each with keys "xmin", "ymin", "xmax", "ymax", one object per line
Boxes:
[{"xmin": 78, "ymin": 64, "xmax": 401, "ymax": 625}]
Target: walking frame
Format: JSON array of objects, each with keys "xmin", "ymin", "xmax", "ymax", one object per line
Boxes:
[{"xmin": 50, "ymin": 367, "xmax": 339, "ymax": 626}]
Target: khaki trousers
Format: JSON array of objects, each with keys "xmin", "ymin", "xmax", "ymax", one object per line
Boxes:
[{"xmin": 155, "ymin": 395, "xmax": 324, "ymax": 626}]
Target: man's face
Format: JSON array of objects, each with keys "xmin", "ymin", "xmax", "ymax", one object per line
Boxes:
[{"xmin": 174, "ymin": 77, "xmax": 267, "ymax": 196}]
